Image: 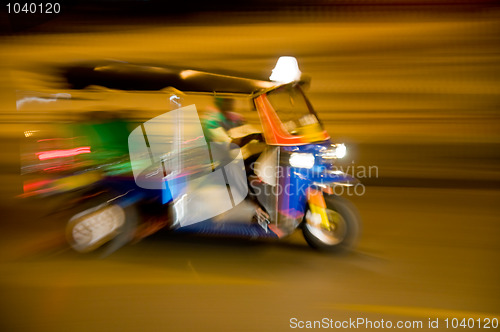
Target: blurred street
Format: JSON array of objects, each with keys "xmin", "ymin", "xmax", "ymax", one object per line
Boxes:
[
  {"xmin": 0, "ymin": 187, "xmax": 499, "ymax": 331},
  {"xmin": 0, "ymin": 3, "xmax": 499, "ymax": 331}
]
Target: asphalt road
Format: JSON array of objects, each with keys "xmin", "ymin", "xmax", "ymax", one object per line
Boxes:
[{"xmin": 0, "ymin": 186, "xmax": 499, "ymax": 331}]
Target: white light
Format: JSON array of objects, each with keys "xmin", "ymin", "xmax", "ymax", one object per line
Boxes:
[
  {"xmin": 289, "ymin": 153, "xmax": 315, "ymax": 169},
  {"xmin": 169, "ymin": 95, "xmax": 181, "ymax": 107},
  {"xmin": 179, "ymin": 70, "xmax": 197, "ymax": 79},
  {"xmin": 24, "ymin": 130, "xmax": 38, "ymax": 137},
  {"xmin": 335, "ymin": 143, "xmax": 347, "ymax": 159},
  {"xmin": 321, "ymin": 143, "xmax": 347, "ymax": 159},
  {"xmin": 16, "ymin": 93, "xmax": 71, "ymax": 109},
  {"xmin": 269, "ymin": 56, "xmax": 302, "ymax": 83}
]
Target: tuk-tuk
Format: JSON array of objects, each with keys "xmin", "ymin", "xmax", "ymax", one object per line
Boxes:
[{"xmin": 24, "ymin": 58, "xmax": 361, "ymax": 254}]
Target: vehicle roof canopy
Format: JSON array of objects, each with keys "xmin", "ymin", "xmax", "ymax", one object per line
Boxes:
[{"xmin": 61, "ymin": 61, "xmax": 278, "ymax": 95}]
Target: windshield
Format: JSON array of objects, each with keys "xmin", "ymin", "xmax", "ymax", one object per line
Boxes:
[{"xmin": 266, "ymin": 84, "xmax": 322, "ymax": 135}]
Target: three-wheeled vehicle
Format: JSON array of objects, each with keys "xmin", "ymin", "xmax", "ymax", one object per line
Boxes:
[{"xmin": 23, "ymin": 57, "xmax": 361, "ymax": 254}]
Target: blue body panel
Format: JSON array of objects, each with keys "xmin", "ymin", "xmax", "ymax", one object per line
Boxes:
[{"xmin": 279, "ymin": 141, "xmax": 356, "ymax": 217}]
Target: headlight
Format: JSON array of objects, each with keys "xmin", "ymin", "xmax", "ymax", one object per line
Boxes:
[
  {"xmin": 320, "ymin": 143, "xmax": 347, "ymax": 159},
  {"xmin": 289, "ymin": 153, "xmax": 315, "ymax": 169},
  {"xmin": 334, "ymin": 143, "xmax": 347, "ymax": 158}
]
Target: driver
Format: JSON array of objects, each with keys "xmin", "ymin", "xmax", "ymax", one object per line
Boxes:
[
  {"xmin": 201, "ymin": 96, "xmax": 270, "ymax": 225},
  {"xmin": 201, "ymin": 96, "xmax": 244, "ymax": 143},
  {"xmin": 201, "ymin": 96, "xmax": 265, "ymax": 162}
]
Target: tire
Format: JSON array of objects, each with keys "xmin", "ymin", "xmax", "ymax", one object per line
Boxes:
[
  {"xmin": 66, "ymin": 195, "xmax": 138, "ymax": 256},
  {"xmin": 302, "ymin": 194, "xmax": 361, "ymax": 253}
]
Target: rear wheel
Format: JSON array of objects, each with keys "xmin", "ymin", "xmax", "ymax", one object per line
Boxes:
[
  {"xmin": 66, "ymin": 197, "xmax": 138, "ymax": 255},
  {"xmin": 302, "ymin": 194, "xmax": 360, "ymax": 253}
]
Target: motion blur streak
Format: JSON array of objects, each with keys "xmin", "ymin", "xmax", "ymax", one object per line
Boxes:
[
  {"xmin": 36, "ymin": 147, "xmax": 91, "ymax": 160},
  {"xmin": 0, "ymin": 2, "xmax": 499, "ymax": 332}
]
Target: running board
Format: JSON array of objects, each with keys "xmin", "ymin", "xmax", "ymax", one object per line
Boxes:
[{"xmin": 174, "ymin": 221, "xmax": 279, "ymax": 239}]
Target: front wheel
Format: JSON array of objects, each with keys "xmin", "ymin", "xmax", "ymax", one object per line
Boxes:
[{"xmin": 302, "ymin": 194, "xmax": 361, "ymax": 253}]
